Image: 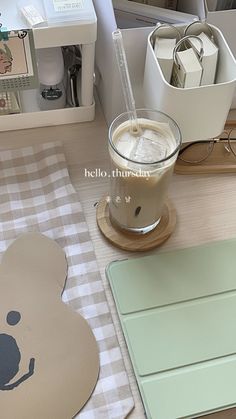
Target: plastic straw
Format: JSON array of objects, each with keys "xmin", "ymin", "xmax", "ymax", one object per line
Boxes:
[{"xmin": 112, "ymin": 29, "xmax": 140, "ymax": 133}]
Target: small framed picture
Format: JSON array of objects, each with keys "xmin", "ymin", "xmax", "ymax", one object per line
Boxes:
[{"xmin": 0, "ymin": 29, "xmax": 38, "ymax": 92}]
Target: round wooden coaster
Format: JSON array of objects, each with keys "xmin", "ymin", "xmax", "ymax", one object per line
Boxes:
[{"xmin": 96, "ymin": 197, "xmax": 176, "ymax": 252}]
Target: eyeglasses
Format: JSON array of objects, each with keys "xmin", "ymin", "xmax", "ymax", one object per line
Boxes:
[{"xmin": 178, "ymin": 129, "xmax": 236, "ymax": 164}]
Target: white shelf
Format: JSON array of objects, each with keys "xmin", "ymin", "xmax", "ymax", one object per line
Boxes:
[
  {"xmin": 1, "ymin": 0, "xmax": 97, "ymax": 48},
  {"xmin": 0, "ymin": 102, "xmax": 95, "ymax": 131},
  {"xmin": 0, "ymin": 0, "xmax": 97, "ymax": 131}
]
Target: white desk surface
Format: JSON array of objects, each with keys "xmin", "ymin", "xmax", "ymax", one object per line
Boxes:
[{"xmin": 1, "ymin": 101, "xmax": 236, "ymax": 419}]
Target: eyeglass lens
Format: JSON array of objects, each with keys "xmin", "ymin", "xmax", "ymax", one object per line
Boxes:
[
  {"xmin": 228, "ymin": 128, "xmax": 236, "ymax": 157},
  {"xmin": 178, "ymin": 129, "xmax": 236, "ymax": 164},
  {"xmin": 178, "ymin": 141, "xmax": 214, "ymax": 164}
]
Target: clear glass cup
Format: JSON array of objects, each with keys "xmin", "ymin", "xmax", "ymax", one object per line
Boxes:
[{"xmin": 108, "ymin": 109, "xmax": 181, "ymax": 234}]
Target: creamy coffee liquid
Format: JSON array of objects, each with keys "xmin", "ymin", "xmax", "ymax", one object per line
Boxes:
[{"xmin": 109, "ymin": 118, "xmax": 177, "ymax": 232}]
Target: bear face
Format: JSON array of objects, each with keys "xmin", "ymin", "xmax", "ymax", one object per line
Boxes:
[
  {"xmin": 0, "ymin": 233, "xmax": 99, "ymax": 419},
  {"xmin": 0, "ymin": 310, "xmax": 35, "ymax": 391}
]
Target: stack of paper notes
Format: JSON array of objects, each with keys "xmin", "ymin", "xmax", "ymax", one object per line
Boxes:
[
  {"xmin": 171, "ymin": 47, "xmax": 203, "ymax": 88},
  {"xmin": 154, "ymin": 37, "xmax": 177, "ymax": 83},
  {"xmin": 190, "ymin": 31, "xmax": 219, "ymax": 86}
]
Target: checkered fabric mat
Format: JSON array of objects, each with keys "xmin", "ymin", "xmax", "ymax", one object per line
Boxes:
[{"xmin": 0, "ymin": 141, "xmax": 134, "ymax": 418}]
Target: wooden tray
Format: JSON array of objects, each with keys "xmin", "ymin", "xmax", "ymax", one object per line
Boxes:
[{"xmin": 175, "ymin": 121, "xmax": 236, "ymax": 175}]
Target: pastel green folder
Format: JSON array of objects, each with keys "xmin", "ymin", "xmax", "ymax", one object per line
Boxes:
[{"xmin": 106, "ymin": 239, "xmax": 236, "ymax": 419}]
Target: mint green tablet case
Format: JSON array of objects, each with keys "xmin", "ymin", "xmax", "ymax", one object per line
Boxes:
[{"xmin": 106, "ymin": 239, "xmax": 236, "ymax": 419}]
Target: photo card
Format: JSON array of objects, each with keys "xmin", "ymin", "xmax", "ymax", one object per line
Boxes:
[{"xmin": 0, "ymin": 29, "xmax": 38, "ymax": 92}]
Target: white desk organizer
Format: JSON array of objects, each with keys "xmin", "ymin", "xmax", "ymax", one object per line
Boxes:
[
  {"xmin": 178, "ymin": 0, "xmax": 236, "ymax": 107},
  {"xmin": 0, "ymin": 0, "xmax": 97, "ymax": 132},
  {"xmin": 143, "ymin": 24, "xmax": 236, "ymax": 142}
]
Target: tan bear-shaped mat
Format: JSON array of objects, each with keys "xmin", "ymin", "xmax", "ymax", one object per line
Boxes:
[{"xmin": 0, "ymin": 233, "xmax": 99, "ymax": 419}]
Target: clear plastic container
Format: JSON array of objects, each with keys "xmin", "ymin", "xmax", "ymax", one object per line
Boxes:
[
  {"xmin": 43, "ymin": 0, "xmax": 96, "ymax": 23},
  {"xmin": 18, "ymin": 0, "xmax": 46, "ymax": 27}
]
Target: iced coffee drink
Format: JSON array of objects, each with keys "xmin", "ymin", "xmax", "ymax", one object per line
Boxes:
[{"xmin": 108, "ymin": 109, "xmax": 181, "ymax": 234}]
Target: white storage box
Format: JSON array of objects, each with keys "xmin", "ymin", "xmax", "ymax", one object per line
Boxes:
[
  {"xmin": 178, "ymin": 0, "xmax": 236, "ymax": 60},
  {"xmin": 0, "ymin": 0, "xmax": 97, "ymax": 132},
  {"xmin": 178, "ymin": 0, "xmax": 236, "ymax": 107},
  {"xmin": 143, "ymin": 24, "xmax": 236, "ymax": 142},
  {"xmin": 112, "ymin": 0, "xmax": 198, "ymax": 28}
]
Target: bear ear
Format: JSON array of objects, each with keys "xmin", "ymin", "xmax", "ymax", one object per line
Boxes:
[{"xmin": 1, "ymin": 233, "xmax": 67, "ymax": 290}]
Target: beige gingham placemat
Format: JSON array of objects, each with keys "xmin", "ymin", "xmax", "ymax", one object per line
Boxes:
[{"xmin": 0, "ymin": 141, "xmax": 134, "ymax": 419}]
